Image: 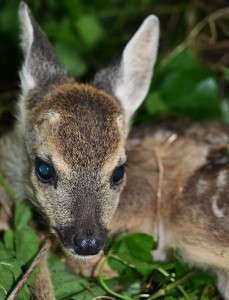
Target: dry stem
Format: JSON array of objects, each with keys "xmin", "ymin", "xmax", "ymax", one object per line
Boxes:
[{"xmin": 6, "ymin": 239, "xmax": 52, "ymax": 300}]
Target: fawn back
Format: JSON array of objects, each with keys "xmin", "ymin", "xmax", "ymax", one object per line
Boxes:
[{"xmin": 110, "ymin": 121, "xmax": 229, "ymax": 299}]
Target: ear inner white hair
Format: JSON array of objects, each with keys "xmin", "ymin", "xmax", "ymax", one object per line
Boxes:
[
  {"xmin": 93, "ymin": 15, "xmax": 159, "ymax": 125},
  {"xmin": 18, "ymin": 2, "xmax": 36, "ymax": 95},
  {"xmin": 115, "ymin": 15, "xmax": 159, "ymax": 122}
]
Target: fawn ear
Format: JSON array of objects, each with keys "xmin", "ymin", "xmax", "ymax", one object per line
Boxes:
[
  {"xmin": 18, "ymin": 2, "xmax": 67, "ymax": 99},
  {"xmin": 93, "ymin": 15, "xmax": 159, "ymax": 123}
]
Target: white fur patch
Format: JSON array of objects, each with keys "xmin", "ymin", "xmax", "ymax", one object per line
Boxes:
[
  {"xmin": 43, "ymin": 111, "xmax": 62, "ymax": 123},
  {"xmin": 19, "ymin": 67, "xmax": 36, "ymax": 94},
  {"xmin": 196, "ymin": 178, "xmax": 209, "ymax": 196},
  {"xmin": 212, "ymin": 195, "xmax": 225, "ymax": 218},
  {"xmin": 153, "ymin": 221, "xmax": 167, "ymax": 261},
  {"xmin": 216, "ymin": 169, "xmax": 228, "ymax": 189}
]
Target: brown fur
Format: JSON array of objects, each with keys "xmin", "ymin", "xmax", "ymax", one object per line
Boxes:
[
  {"xmin": 27, "ymin": 121, "xmax": 229, "ymax": 298},
  {"xmin": 31, "ymin": 82, "xmax": 124, "ymax": 168}
]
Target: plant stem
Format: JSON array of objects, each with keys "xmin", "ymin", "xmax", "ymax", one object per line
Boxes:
[
  {"xmin": 148, "ymin": 269, "xmax": 198, "ymax": 300},
  {"xmin": 98, "ymin": 257, "xmax": 134, "ymax": 300},
  {"xmin": 6, "ymin": 239, "xmax": 52, "ymax": 300}
]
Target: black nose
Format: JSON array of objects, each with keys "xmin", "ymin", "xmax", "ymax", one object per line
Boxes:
[{"xmin": 73, "ymin": 237, "xmax": 104, "ymax": 256}]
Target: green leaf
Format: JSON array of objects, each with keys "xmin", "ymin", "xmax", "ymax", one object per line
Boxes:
[
  {"xmin": 3, "ymin": 230, "xmax": 15, "ymax": 251},
  {"xmin": 0, "ymin": 259, "xmax": 31, "ymax": 300},
  {"xmin": 71, "ymin": 282, "xmax": 107, "ymax": 300},
  {"xmin": 149, "ymin": 51, "xmax": 222, "ymax": 120},
  {"xmin": 145, "ymin": 91, "xmax": 168, "ymax": 116},
  {"xmin": 109, "ymin": 233, "xmax": 155, "ymax": 276},
  {"xmin": 14, "ymin": 201, "xmax": 32, "ymax": 230},
  {"xmin": 15, "ymin": 227, "xmax": 39, "ymax": 266},
  {"xmin": 49, "ymin": 255, "xmax": 87, "ymax": 299},
  {"xmin": 0, "ymin": 241, "xmax": 15, "ymax": 260},
  {"xmin": 75, "ymin": 14, "xmax": 104, "ymax": 47}
]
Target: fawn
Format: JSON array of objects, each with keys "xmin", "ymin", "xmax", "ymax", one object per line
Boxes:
[
  {"xmin": 0, "ymin": 2, "xmax": 159, "ymax": 259},
  {"xmin": 1, "ymin": 2, "xmax": 229, "ymax": 300}
]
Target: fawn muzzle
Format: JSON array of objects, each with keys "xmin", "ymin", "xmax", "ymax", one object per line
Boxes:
[
  {"xmin": 56, "ymin": 225, "xmax": 108, "ymax": 258},
  {"xmin": 73, "ymin": 237, "xmax": 104, "ymax": 256}
]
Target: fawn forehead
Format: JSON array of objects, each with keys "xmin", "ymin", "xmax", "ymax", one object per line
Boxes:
[{"xmin": 30, "ymin": 82, "xmax": 125, "ymax": 168}]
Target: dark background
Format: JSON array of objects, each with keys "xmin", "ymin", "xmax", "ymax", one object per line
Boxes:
[{"xmin": 0, "ymin": 0, "xmax": 228, "ymax": 128}]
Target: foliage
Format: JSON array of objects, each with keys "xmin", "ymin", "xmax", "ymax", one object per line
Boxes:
[
  {"xmin": 0, "ymin": 0, "xmax": 228, "ymax": 299},
  {"xmin": 0, "ymin": 177, "xmax": 39, "ymax": 300},
  {"xmin": 137, "ymin": 51, "xmax": 223, "ymax": 123}
]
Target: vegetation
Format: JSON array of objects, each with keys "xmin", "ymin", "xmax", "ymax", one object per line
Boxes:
[{"xmin": 0, "ymin": 0, "xmax": 228, "ymax": 299}]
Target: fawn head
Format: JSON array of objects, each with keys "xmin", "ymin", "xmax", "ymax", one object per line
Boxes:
[{"xmin": 17, "ymin": 2, "xmax": 159, "ymax": 259}]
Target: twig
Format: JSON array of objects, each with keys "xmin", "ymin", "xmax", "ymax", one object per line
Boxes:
[
  {"xmin": 98, "ymin": 257, "xmax": 133, "ymax": 300},
  {"xmin": 81, "ymin": 283, "xmax": 98, "ymax": 298},
  {"xmin": 6, "ymin": 239, "xmax": 52, "ymax": 300},
  {"xmin": 160, "ymin": 8, "xmax": 229, "ymax": 67},
  {"xmin": 153, "ymin": 148, "xmax": 164, "ymax": 247},
  {"xmin": 148, "ymin": 269, "xmax": 198, "ymax": 299}
]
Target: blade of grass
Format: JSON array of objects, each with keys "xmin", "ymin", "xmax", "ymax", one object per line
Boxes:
[
  {"xmin": 148, "ymin": 269, "xmax": 198, "ymax": 299},
  {"xmin": 98, "ymin": 256, "xmax": 134, "ymax": 300}
]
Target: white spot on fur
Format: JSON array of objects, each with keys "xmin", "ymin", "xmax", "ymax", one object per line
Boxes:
[
  {"xmin": 115, "ymin": 15, "xmax": 159, "ymax": 123},
  {"xmin": 212, "ymin": 195, "xmax": 225, "ymax": 218},
  {"xmin": 216, "ymin": 169, "xmax": 228, "ymax": 189},
  {"xmin": 44, "ymin": 111, "xmax": 62, "ymax": 123},
  {"xmin": 196, "ymin": 178, "xmax": 209, "ymax": 196},
  {"xmin": 167, "ymin": 133, "xmax": 177, "ymax": 144}
]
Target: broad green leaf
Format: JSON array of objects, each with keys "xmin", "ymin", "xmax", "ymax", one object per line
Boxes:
[
  {"xmin": 71, "ymin": 282, "xmax": 107, "ymax": 300},
  {"xmin": 149, "ymin": 51, "xmax": 222, "ymax": 120},
  {"xmin": 161, "ymin": 51, "xmax": 209, "ymax": 73},
  {"xmin": 3, "ymin": 230, "xmax": 14, "ymax": 251},
  {"xmin": 161, "ymin": 74, "xmax": 220, "ymax": 119},
  {"xmin": 0, "ymin": 289, "xmax": 6, "ymax": 299},
  {"xmin": 0, "ymin": 241, "xmax": 15, "ymax": 260},
  {"xmin": 15, "ymin": 227, "xmax": 39, "ymax": 266},
  {"xmin": 14, "ymin": 201, "xmax": 32, "ymax": 230},
  {"xmin": 109, "ymin": 233, "xmax": 155, "ymax": 276},
  {"xmin": 49, "ymin": 255, "xmax": 87, "ymax": 299},
  {"xmin": 0, "ymin": 259, "xmax": 31, "ymax": 300}
]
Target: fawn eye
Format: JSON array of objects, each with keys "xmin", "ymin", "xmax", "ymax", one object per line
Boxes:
[
  {"xmin": 35, "ymin": 159, "xmax": 53, "ymax": 183},
  {"xmin": 112, "ymin": 165, "xmax": 125, "ymax": 187}
]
